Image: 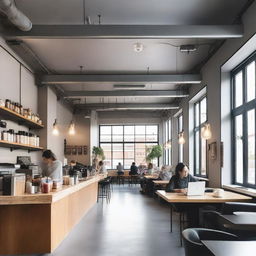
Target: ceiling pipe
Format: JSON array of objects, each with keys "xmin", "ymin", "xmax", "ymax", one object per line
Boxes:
[{"xmin": 0, "ymin": 0, "xmax": 32, "ymax": 31}]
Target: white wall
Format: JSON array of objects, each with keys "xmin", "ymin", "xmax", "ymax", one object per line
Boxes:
[
  {"xmin": 172, "ymin": 1, "xmax": 256, "ymax": 187},
  {"xmin": 0, "ymin": 37, "xmax": 73, "ymax": 165},
  {"xmin": 0, "ymin": 38, "xmax": 41, "ymax": 164}
]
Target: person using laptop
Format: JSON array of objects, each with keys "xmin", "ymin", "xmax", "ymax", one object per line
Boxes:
[{"xmin": 165, "ymin": 163, "xmax": 197, "ymax": 192}]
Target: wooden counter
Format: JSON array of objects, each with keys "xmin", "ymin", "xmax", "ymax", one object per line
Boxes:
[{"xmin": 0, "ymin": 175, "xmax": 102, "ymax": 255}]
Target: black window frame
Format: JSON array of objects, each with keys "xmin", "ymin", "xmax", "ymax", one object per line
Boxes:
[
  {"xmin": 99, "ymin": 124, "xmax": 159, "ymax": 170},
  {"xmin": 231, "ymin": 51, "xmax": 256, "ymax": 188},
  {"xmin": 193, "ymin": 95, "xmax": 208, "ymax": 177}
]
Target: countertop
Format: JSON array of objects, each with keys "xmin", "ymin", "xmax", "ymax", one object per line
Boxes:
[{"xmin": 0, "ymin": 175, "xmax": 103, "ymax": 205}]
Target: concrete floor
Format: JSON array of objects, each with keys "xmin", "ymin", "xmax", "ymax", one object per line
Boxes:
[{"xmin": 12, "ymin": 185, "xmax": 185, "ymax": 256}]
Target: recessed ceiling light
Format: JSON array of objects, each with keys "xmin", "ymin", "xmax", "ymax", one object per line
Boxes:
[{"xmin": 133, "ymin": 42, "xmax": 144, "ymax": 53}]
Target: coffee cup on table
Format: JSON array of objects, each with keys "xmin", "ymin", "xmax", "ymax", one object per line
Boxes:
[{"xmin": 214, "ymin": 188, "xmax": 224, "ymax": 197}]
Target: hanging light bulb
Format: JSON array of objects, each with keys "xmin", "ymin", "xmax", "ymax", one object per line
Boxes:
[
  {"xmin": 68, "ymin": 120, "xmax": 76, "ymax": 135},
  {"xmin": 178, "ymin": 131, "xmax": 185, "ymax": 144},
  {"xmin": 201, "ymin": 123, "xmax": 212, "ymax": 140},
  {"xmin": 52, "ymin": 119, "xmax": 59, "ymax": 136}
]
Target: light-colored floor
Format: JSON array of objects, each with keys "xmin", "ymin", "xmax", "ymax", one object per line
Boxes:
[{"xmin": 11, "ymin": 184, "xmax": 185, "ymax": 256}]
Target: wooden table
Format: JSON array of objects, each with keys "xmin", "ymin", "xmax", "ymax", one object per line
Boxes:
[
  {"xmin": 156, "ymin": 190, "xmax": 252, "ymax": 240},
  {"xmin": 153, "ymin": 180, "xmax": 169, "ymax": 185},
  {"xmin": 144, "ymin": 175, "xmax": 159, "ymax": 179},
  {"xmin": 202, "ymin": 240, "xmax": 256, "ymax": 256},
  {"xmin": 0, "ymin": 175, "xmax": 102, "ymax": 255},
  {"xmin": 156, "ymin": 190, "xmax": 252, "ymax": 203}
]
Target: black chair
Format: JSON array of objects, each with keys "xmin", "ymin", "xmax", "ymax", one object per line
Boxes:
[
  {"xmin": 203, "ymin": 202, "xmax": 256, "ymax": 238},
  {"xmin": 182, "ymin": 228, "xmax": 239, "ymax": 256}
]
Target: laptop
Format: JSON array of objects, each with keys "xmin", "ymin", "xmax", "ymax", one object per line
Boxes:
[{"xmin": 185, "ymin": 181, "xmax": 206, "ymax": 196}]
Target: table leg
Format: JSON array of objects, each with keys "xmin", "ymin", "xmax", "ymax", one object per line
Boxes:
[{"xmin": 170, "ymin": 204, "xmax": 173, "ymax": 233}]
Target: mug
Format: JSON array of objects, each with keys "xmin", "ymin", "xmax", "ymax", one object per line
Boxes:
[{"xmin": 214, "ymin": 188, "xmax": 224, "ymax": 197}]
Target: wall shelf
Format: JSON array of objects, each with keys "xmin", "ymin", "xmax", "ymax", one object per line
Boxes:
[
  {"xmin": 0, "ymin": 106, "xmax": 44, "ymax": 129},
  {"xmin": 0, "ymin": 140, "xmax": 43, "ymax": 152}
]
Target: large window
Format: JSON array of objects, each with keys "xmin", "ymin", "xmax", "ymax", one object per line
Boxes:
[
  {"xmin": 232, "ymin": 54, "xmax": 256, "ymax": 188},
  {"xmin": 177, "ymin": 114, "xmax": 183, "ymax": 162},
  {"xmin": 193, "ymin": 96, "xmax": 207, "ymax": 176},
  {"xmin": 164, "ymin": 119, "xmax": 172, "ymax": 165},
  {"xmin": 100, "ymin": 125, "xmax": 159, "ymax": 169}
]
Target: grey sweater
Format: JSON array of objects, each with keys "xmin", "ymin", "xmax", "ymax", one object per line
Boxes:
[
  {"xmin": 42, "ymin": 160, "xmax": 63, "ymax": 181},
  {"xmin": 165, "ymin": 174, "xmax": 197, "ymax": 192}
]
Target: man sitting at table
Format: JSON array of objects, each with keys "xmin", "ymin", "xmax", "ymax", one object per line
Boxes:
[
  {"xmin": 129, "ymin": 162, "xmax": 138, "ymax": 175},
  {"xmin": 166, "ymin": 162, "xmax": 197, "ymax": 192}
]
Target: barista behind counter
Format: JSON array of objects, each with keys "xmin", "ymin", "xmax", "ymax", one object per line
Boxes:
[{"xmin": 41, "ymin": 150, "xmax": 63, "ymax": 181}]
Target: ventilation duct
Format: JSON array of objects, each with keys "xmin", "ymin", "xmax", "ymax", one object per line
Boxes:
[{"xmin": 0, "ymin": 0, "xmax": 32, "ymax": 31}]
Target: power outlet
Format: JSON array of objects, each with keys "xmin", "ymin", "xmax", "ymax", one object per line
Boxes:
[{"xmin": 0, "ymin": 120, "xmax": 7, "ymax": 128}]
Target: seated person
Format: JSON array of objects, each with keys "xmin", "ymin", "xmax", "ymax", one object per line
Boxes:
[
  {"xmin": 116, "ymin": 162, "xmax": 124, "ymax": 175},
  {"xmin": 98, "ymin": 161, "xmax": 107, "ymax": 174},
  {"xmin": 159, "ymin": 165, "xmax": 172, "ymax": 180},
  {"xmin": 129, "ymin": 162, "xmax": 138, "ymax": 175},
  {"xmin": 166, "ymin": 162, "xmax": 199, "ymax": 227},
  {"xmin": 166, "ymin": 163, "xmax": 197, "ymax": 192},
  {"xmin": 146, "ymin": 163, "xmax": 154, "ymax": 175}
]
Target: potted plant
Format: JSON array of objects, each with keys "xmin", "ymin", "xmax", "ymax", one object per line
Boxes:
[
  {"xmin": 146, "ymin": 145, "xmax": 163, "ymax": 164},
  {"xmin": 92, "ymin": 146, "xmax": 105, "ymax": 161}
]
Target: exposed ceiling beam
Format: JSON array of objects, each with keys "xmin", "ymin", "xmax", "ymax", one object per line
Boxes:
[
  {"xmin": 3, "ymin": 25, "xmax": 243, "ymax": 39},
  {"xmin": 74, "ymin": 103, "xmax": 179, "ymax": 111},
  {"xmin": 64, "ymin": 90, "xmax": 189, "ymax": 98},
  {"xmin": 40, "ymin": 74, "xmax": 201, "ymax": 85}
]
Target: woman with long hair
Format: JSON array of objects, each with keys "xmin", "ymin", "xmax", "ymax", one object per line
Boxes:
[{"xmin": 166, "ymin": 162, "xmax": 197, "ymax": 193}]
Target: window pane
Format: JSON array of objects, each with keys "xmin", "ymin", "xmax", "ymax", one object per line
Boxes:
[
  {"xmin": 178, "ymin": 115, "xmax": 183, "ymax": 132},
  {"xmin": 100, "ymin": 144, "xmax": 112, "ymax": 169},
  {"xmin": 235, "ymin": 71, "xmax": 243, "ymax": 108},
  {"xmin": 112, "ymin": 144, "xmax": 123, "ymax": 169},
  {"xmin": 179, "ymin": 144, "xmax": 183, "ymax": 162},
  {"xmin": 124, "ymin": 126, "xmax": 134, "ymax": 142},
  {"xmin": 195, "ymin": 103, "xmax": 199, "ymax": 126},
  {"xmin": 124, "ymin": 144, "xmax": 134, "ymax": 159},
  {"xmin": 135, "ymin": 125, "xmax": 145, "ymax": 142},
  {"xmin": 135, "ymin": 143, "xmax": 146, "ymax": 165},
  {"xmin": 235, "ymin": 115, "xmax": 243, "ymax": 183},
  {"xmin": 146, "ymin": 125, "xmax": 158, "ymax": 135},
  {"xmin": 100, "ymin": 135, "xmax": 111, "ymax": 142},
  {"xmin": 100, "ymin": 126, "xmax": 111, "ymax": 134},
  {"xmin": 168, "ymin": 120, "xmax": 172, "ymax": 139},
  {"xmin": 100, "ymin": 126, "xmax": 111, "ymax": 142},
  {"xmin": 112, "ymin": 135, "xmax": 123, "ymax": 142},
  {"xmin": 248, "ymin": 110, "xmax": 255, "ymax": 184},
  {"xmin": 195, "ymin": 131, "xmax": 200, "ymax": 175},
  {"xmin": 112, "ymin": 126, "xmax": 123, "ymax": 135},
  {"xmin": 200, "ymin": 97, "xmax": 207, "ymax": 124},
  {"xmin": 246, "ymin": 61, "xmax": 256, "ymax": 102},
  {"xmin": 201, "ymin": 138, "xmax": 207, "ymax": 176}
]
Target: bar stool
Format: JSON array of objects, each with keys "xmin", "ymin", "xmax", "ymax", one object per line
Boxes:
[
  {"xmin": 129, "ymin": 175, "xmax": 139, "ymax": 186},
  {"xmin": 97, "ymin": 178, "xmax": 111, "ymax": 203},
  {"xmin": 117, "ymin": 173, "xmax": 125, "ymax": 185}
]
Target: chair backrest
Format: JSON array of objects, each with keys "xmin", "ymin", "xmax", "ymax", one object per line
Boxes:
[{"xmin": 182, "ymin": 228, "xmax": 238, "ymax": 256}]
